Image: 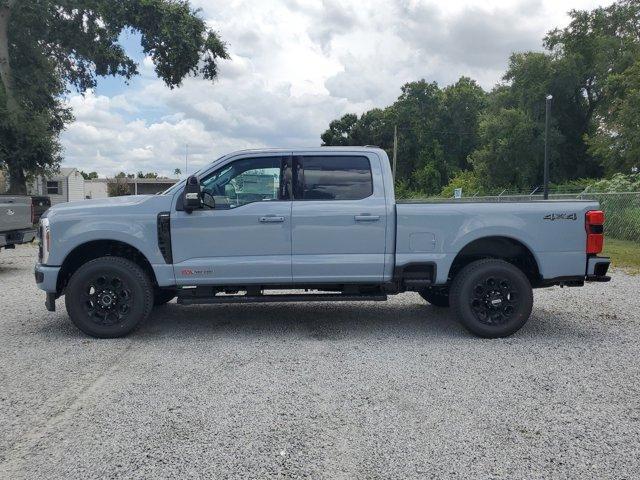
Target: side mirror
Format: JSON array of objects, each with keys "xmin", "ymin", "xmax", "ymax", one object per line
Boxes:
[{"xmin": 183, "ymin": 175, "xmax": 202, "ymax": 213}]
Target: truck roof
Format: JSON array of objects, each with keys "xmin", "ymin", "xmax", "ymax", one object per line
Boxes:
[{"xmin": 226, "ymin": 146, "xmax": 386, "ymax": 155}]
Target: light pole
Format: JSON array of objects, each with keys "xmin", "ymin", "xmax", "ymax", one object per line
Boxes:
[{"xmin": 543, "ymin": 94, "xmax": 552, "ymax": 200}]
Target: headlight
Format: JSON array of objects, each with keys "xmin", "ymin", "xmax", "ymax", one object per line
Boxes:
[{"xmin": 40, "ymin": 218, "xmax": 51, "ymax": 264}]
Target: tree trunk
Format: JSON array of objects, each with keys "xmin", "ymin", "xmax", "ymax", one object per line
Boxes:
[
  {"xmin": 1, "ymin": 1, "xmax": 26, "ymax": 195},
  {"xmin": 0, "ymin": 0, "xmax": 18, "ymax": 115},
  {"xmin": 7, "ymin": 161, "xmax": 27, "ymax": 195}
]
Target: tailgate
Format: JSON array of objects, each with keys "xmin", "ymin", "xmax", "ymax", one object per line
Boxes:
[{"xmin": 0, "ymin": 196, "xmax": 32, "ymax": 231}]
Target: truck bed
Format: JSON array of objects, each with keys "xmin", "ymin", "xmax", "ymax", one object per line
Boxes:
[{"xmin": 395, "ymin": 200, "xmax": 599, "ymax": 284}]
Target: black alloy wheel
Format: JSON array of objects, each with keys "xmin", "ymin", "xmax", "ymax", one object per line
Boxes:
[
  {"xmin": 450, "ymin": 258, "xmax": 533, "ymax": 338},
  {"xmin": 65, "ymin": 257, "xmax": 153, "ymax": 338}
]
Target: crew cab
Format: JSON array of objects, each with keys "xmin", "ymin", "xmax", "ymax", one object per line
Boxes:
[{"xmin": 34, "ymin": 147, "xmax": 610, "ymax": 338}]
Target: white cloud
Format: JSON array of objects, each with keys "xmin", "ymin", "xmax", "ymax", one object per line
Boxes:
[{"xmin": 60, "ymin": 0, "xmax": 615, "ymax": 177}]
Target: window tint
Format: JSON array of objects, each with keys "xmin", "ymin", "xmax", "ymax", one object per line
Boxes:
[
  {"xmin": 298, "ymin": 156, "xmax": 372, "ymax": 200},
  {"xmin": 200, "ymin": 157, "xmax": 282, "ymax": 209}
]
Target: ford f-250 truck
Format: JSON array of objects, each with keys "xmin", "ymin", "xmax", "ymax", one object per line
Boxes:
[
  {"xmin": 34, "ymin": 147, "xmax": 611, "ymax": 338},
  {"xmin": 1, "ymin": 195, "xmax": 37, "ymax": 252}
]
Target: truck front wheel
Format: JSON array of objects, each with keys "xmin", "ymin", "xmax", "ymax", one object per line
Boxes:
[
  {"xmin": 65, "ymin": 257, "xmax": 154, "ymax": 338},
  {"xmin": 450, "ymin": 259, "xmax": 533, "ymax": 338}
]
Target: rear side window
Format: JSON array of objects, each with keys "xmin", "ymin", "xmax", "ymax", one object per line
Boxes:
[{"xmin": 296, "ymin": 156, "xmax": 372, "ymax": 200}]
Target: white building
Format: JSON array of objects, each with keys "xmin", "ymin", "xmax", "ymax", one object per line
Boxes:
[
  {"xmin": 29, "ymin": 168, "xmax": 85, "ymax": 205},
  {"xmin": 84, "ymin": 179, "xmax": 109, "ymax": 199}
]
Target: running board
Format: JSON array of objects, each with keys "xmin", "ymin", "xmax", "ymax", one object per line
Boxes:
[{"xmin": 177, "ymin": 293, "xmax": 388, "ymax": 305}]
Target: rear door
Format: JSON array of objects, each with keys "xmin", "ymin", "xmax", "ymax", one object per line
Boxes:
[
  {"xmin": 291, "ymin": 153, "xmax": 387, "ymax": 283},
  {"xmin": 171, "ymin": 154, "xmax": 293, "ymax": 285}
]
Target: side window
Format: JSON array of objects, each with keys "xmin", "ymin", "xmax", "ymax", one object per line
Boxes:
[
  {"xmin": 46, "ymin": 181, "xmax": 60, "ymax": 195},
  {"xmin": 200, "ymin": 157, "xmax": 282, "ymax": 209},
  {"xmin": 297, "ymin": 156, "xmax": 372, "ymax": 200}
]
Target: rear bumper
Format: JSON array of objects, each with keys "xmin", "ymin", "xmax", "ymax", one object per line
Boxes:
[
  {"xmin": 586, "ymin": 255, "xmax": 611, "ymax": 282},
  {"xmin": 0, "ymin": 228, "xmax": 36, "ymax": 248}
]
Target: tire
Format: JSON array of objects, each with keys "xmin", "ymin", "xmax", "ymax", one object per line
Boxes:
[
  {"xmin": 450, "ymin": 259, "xmax": 533, "ymax": 338},
  {"xmin": 65, "ymin": 256, "xmax": 153, "ymax": 338},
  {"xmin": 154, "ymin": 288, "xmax": 176, "ymax": 306},
  {"xmin": 419, "ymin": 287, "xmax": 450, "ymax": 307}
]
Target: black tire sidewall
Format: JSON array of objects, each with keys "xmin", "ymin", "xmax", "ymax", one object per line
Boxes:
[
  {"xmin": 65, "ymin": 258, "xmax": 152, "ymax": 338},
  {"xmin": 452, "ymin": 260, "xmax": 533, "ymax": 338}
]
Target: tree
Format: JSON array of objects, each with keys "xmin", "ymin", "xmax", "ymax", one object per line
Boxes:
[
  {"xmin": 588, "ymin": 60, "xmax": 640, "ymax": 173},
  {"xmin": 320, "ymin": 114, "xmax": 359, "ymax": 146},
  {"xmin": 0, "ymin": 0, "xmax": 228, "ymax": 194},
  {"xmin": 108, "ymin": 176, "xmax": 131, "ymax": 197},
  {"xmin": 174, "ymin": 168, "xmax": 182, "ymax": 177},
  {"xmin": 440, "ymin": 77, "xmax": 487, "ymax": 171},
  {"xmin": 470, "ymin": 108, "xmax": 549, "ymax": 190},
  {"xmin": 80, "ymin": 170, "xmax": 98, "ymax": 180},
  {"xmin": 137, "ymin": 171, "xmax": 158, "ymax": 179}
]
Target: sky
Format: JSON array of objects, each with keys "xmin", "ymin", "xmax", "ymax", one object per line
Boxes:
[{"xmin": 60, "ymin": 0, "xmax": 614, "ymax": 177}]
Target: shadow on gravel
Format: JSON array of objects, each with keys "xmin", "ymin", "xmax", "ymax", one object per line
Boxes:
[
  {"xmin": 0, "ymin": 264, "xmax": 27, "ymax": 273},
  {"xmin": 32, "ymin": 298, "xmax": 594, "ymax": 342}
]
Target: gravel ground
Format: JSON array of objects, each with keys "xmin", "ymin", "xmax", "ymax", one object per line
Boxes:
[{"xmin": 1, "ymin": 244, "xmax": 639, "ymax": 479}]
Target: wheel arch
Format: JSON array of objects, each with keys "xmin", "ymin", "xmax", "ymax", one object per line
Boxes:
[
  {"xmin": 447, "ymin": 235, "xmax": 541, "ymax": 286},
  {"xmin": 57, "ymin": 239, "xmax": 158, "ymax": 294}
]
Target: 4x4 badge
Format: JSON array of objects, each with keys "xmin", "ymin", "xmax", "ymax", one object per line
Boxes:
[{"xmin": 544, "ymin": 213, "xmax": 577, "ymax": 221}]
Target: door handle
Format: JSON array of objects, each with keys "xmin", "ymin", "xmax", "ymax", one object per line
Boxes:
[
  {"xmin": 259, "ymin": 216, "xmax": 285, "ymax": 223},
  {"xmin": 354, "ymin": 215, "xmax": 380, "ymax": 222}
]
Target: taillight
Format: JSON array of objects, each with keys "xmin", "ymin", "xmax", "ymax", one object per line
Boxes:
[{"xmin": 585, "ymin": 210, "xmax": 604, "ymax": 254}]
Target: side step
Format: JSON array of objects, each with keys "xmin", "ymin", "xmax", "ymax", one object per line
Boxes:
[{"xmin": 177, "ymin": 293, "xmax": 388, "ymax": 305}]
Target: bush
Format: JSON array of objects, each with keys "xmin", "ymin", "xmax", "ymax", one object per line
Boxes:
[{"xmin": 440, "ymin": 170, "xmax": 484, "ymax": 197}]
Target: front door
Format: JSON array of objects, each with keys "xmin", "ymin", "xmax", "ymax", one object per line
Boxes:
[
  {"xmin": 171, "ymin": 155, "xmax": 292, "ymax": 285},
  {"xmin": 291, "ymin": 154, "xmax": 388, "ymax": 283}
]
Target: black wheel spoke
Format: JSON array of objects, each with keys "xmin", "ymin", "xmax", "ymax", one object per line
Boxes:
[
  {"xmin": 469, "ymin": 273, "xmax": 521, "ymax": 326},
  {"xmin": 80, "ymin": 273, "xmax": 133, "ymax": 326}
]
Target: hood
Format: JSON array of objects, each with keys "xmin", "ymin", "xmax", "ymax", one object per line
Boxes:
[
  {"xmin": 44, "ymin": 194, "xmax": 173, "ymax": 221},
  {"xmin": 50, "ymin": 195, "xmax": 153, "ymax": 212}
]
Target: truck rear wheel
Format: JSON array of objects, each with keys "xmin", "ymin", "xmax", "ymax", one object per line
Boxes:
[
  {"xmin": 419, "ymin": 287, "xmax": 450, "ymax": 307},
  {"xmin": 65, "ymin": 257, "xmax": 153, "ymax": 338},
  {"xmin": 450, "ymin": 259, "xmax": 533, "ymax": 338}
]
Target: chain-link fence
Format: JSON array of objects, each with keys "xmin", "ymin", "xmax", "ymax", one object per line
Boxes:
[{"xmin": 410, "ymin": 192, "xmax": 640, "ymax": 242}]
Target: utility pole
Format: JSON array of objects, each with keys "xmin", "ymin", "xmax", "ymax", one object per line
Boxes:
[
  {"xmin": 543, "ymin": 95, "xmax": 552, "ymax": 200},
  {"xmin": 392, "ymin": 125, "xmax": 398, "ymax": 180},
  {"xmin": 185, "ymin": 144, "xmax": 188, "ymax": 176}
]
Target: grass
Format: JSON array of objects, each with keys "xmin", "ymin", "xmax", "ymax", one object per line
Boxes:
[{"xmin": 603, "ymin": 237, "xmax": 640, "ymax": 273}]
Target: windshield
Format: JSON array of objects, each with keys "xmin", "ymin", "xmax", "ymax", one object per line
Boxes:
[{"xmin": 160, "ymin": 155, "xmax": 226, "ymax": 195}]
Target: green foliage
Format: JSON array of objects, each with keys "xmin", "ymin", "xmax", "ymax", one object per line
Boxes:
[
  {"xmin": 137, "ymin": 171, "xmax": 158, "ymax": 179},
  {"xmin": 587, "ymin": 61, "xmax": 640, "ymax": 173},
  {"xmin": 440, "ymin": 170, "xmax": 484, "ymax": 197},
  {"xmin": 319, "ymin": 0, "xmax": 640, "ymax": 197},
  {"xmin": 469, "ymin": 108, "xmax": 544, "ymax": 190},
  {"xmin": 80, "ymin": 170, "xmax": 98, "ymax": 180},
  {"xmin": 321, "ymin": 77, "xmax": 486, "ymax": 195},
  {"xmin": 585, "ymin": 173, "xmax": 640, "ymax": 192},
  {"xmin": 0, "ymin": 0, "xmax": 228, "ymax": 193}
]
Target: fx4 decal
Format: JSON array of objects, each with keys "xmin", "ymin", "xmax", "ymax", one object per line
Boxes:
[
  {"xmin": 181, "ymin": 268, "xmax": 213, "ymax": 276},
  {"xmin": 544, "ymin": 212, "xmax": 577, "ymax": 221}
]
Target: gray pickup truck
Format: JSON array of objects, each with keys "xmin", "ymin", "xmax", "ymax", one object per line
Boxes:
[
  {"xmin": 1, "ymin": 195, "xmax": 36, "ymax": 252},
  {"xmin": 34, "ymin": 147, "xmax": 610, "ymax": 338}
]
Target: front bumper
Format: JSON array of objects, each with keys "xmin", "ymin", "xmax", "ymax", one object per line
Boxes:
[
  {"xmin": 0, "ymin": 228, "xmax": 36, "ymax": 248},
  {"xmin": 35, "ymin": 263, "xmax": 61, "ymax": 312},
  {"xmin": 586, "ymin": 256, "xmax": 611, "ymax": 282},
  {"xmin": 34, "ymin": 263, "xmax": 61, "ymax": 293}
]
